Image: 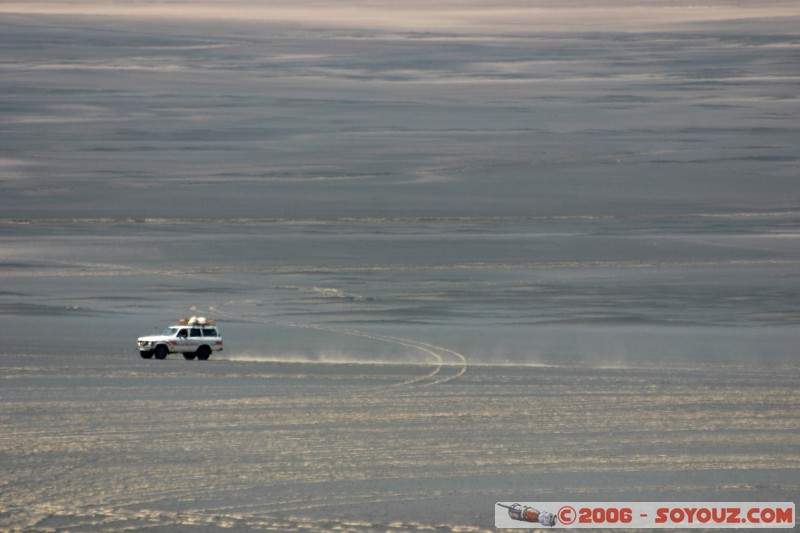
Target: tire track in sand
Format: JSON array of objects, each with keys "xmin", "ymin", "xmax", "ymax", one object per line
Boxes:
[
  {"xmin": 284, "ymin": 322, "xmax": 467, "ymax": 387},
  {"xmin": 207, "ymin": 304, "xmax": 467, "ymax": 388}
]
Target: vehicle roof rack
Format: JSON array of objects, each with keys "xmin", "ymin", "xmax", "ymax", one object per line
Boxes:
[{"xmin": 178, "ymin": 316, "xmax": 215, "ymax": 325}]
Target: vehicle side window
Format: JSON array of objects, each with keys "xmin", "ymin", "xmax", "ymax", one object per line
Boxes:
[
  {"xmin": 177, "ymin": 329, "xmax": 188, "ymax": 337},
  {"xmin": 202, "ymin": 328, "xmax": 217, "ymax": 337},
  {"xmin": 190, "ymin": 328, "xmax": 202, "ymax": 337}
]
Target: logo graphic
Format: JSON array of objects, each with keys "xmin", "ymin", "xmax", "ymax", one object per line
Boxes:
[
  {"xmin": 497, "ymin": 503, "xmax": 557, "ymax": 527},
  {"xmin": 496, "ymin": 502, "xmax": 795, "ymax": 529}
]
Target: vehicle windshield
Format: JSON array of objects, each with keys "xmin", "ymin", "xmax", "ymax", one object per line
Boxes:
[{"xmin": 162, "ymin": 327, "xmax": 178, "ymax": 336}]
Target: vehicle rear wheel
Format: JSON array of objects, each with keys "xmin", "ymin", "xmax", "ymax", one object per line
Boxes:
[
  {"xmin": 183, "ymin": 352, "xmax": 196, "ymax": 360},
  {"xmin": 154, "ymin": 345, "xmax": 169, "ymax": 360},
  {"xmin": 196, "ymin": 346, "xmax": 211, "ymax": 361}
]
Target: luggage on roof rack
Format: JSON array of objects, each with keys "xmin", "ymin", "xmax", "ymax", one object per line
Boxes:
[{"xmin": 178, "ymin": 316, "xmax": 214, "ymax": 325}]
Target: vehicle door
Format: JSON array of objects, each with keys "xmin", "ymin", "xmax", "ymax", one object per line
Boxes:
[
  {"xmin": 187, "ymin": 327, "xmax": 203, "ymax": 352},
  {"xmin": 173, "ymin": 328, "xmax": 191, "ymax": 352}
]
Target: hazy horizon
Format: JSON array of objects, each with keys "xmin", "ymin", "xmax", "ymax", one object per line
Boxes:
[{"xmin": 4, "ymin": 1, "xmax": 800, "ymax": 33}]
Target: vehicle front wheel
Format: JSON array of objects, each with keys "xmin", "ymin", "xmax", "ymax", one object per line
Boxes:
[
  {"xmin": 154, "ymin": 345, "xmax": 169, "ymax": 360},
  {"xmin": 183, "ymin": 352, "xmax": 196, "ymax": 360},
  {"xmin": 196, "ymin": 346, "xmax": 211, "ymax": 361}
]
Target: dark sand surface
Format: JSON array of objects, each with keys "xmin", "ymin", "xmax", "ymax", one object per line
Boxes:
[{"xmin": 2, "ymin": 1, "xmax": 800, "ymax": 530}]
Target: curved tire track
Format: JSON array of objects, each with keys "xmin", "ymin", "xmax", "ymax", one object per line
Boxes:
[{"xmin": 208, "ymin": 304, "xmax": 467, "ymax": 388}]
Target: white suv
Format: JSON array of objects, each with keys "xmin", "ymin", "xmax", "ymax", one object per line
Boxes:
[{"xmin": 137, "ymin": 317, "xmax": 223, "ymax": 360}]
